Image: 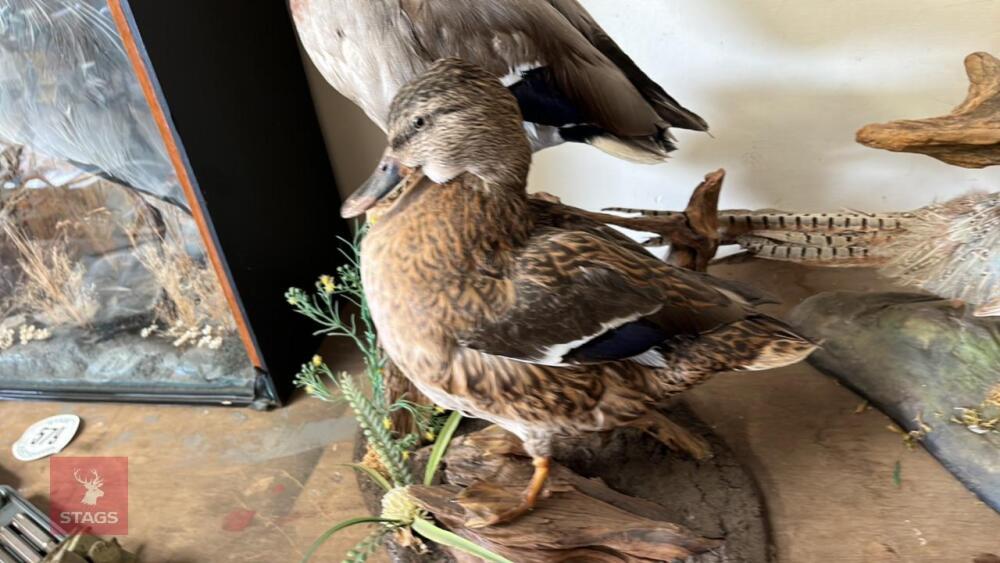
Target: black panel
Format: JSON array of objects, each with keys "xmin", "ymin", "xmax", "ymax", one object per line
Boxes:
[{"xmin": 123, "ymin": 0, "xmax": 349, "ymax": 403}]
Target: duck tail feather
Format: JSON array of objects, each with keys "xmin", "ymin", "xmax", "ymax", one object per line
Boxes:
[
  {"xmin": 644, "ymin": 315, "xmax": 817, "ymax": 396},
  {"xmin": 584, "ymin": 132, "xmax": 675, "ymax": 163}
]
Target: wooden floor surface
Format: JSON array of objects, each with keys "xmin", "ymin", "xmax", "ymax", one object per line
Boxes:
[{"xmin": 0, "ymin": 261, "xmax": 997, "ymax": 562}]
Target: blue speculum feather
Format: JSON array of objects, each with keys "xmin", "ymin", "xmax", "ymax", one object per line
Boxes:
[
  {"xmin": 506, "ymin": 66, "xmax": 676, "ymax": 150},
  {"xmin": 508, "ymin": 67, "xmax": 587, "ymax": 127},
  {"xmin": 567, "ymin": 318, "xmax": 666, "ymax": 362}
]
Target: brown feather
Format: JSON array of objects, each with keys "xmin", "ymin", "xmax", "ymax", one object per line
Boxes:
[
  {"xmin": 401, "ymin": 0, "xmax": 662, "ymax": 136},
  {"xmin": 543, "ymin": 0, "xmax": 708, "ymax": 131}
]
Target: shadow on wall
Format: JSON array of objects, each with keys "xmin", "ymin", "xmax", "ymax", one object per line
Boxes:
[
  {"xmin": 297, "ymin": 46, "xmax": 385, "ymax": 204},
  {"xmin": 666, "ymin": 84, "xmax": 995, "ymax": 212},
  {"xmin": 527, "ymin": 80, "xmax": 997, "ymax": 219}
]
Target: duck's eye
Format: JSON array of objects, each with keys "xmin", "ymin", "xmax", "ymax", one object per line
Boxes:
[{"xmin": 413, "ymin": 117, "xmax": 426, "ymax": 130}]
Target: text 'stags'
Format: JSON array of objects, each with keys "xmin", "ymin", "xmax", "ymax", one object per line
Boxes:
[{"xmin": 49, "ymin": 456, "xmax": 128, "ymax": 535}]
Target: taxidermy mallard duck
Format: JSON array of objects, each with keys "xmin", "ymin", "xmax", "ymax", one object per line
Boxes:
[
  {"xmin": 341, "ymin": 59, "xmax": 816, "ymax": 526},
  {"xmin": 291, "ymin": 0, "xmax": 707, "ymax": 162}
]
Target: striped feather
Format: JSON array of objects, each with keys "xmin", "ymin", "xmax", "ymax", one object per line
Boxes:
[{"xmin": 609, "ymin": 193, "xmax": 999, "ymax": 315}]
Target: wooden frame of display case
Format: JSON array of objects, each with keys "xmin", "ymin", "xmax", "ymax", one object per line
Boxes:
[{"xmin": 97, "ymin": 0, "xmax": 350, "ymax": 407}]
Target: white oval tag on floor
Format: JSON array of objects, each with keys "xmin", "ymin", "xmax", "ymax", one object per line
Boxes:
[{"xmin": 12, "ymin": 414, "xmax": 81, "ymax": 461}]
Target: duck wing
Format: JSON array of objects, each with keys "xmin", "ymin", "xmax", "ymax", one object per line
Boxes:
[
  {"xmin": 399, "ymin": 0, "xmax": 702, "ymax": 140},
  {"xmin": 291, "ymin": 0, "xmax": 429, "ymax": 128},
  {"xmin": 543, "ymin": 0, "xmax": 708, "ymax": 132},
  {"xmin": 459, "ymin": 230, "xmax": 750, "ymax": 366}
]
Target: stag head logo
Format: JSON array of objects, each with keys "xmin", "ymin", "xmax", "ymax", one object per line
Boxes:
[
  {"xmin": 74, "ymin": 469, "xmax": 105, "ymax": 506},
  {"xmin": 51, "ymin": 457, "xmax": 128, "ymax": 535}
]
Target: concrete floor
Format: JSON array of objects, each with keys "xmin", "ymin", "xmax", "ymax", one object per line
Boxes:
[
  {"xmin": 1, "ymin": 262, "xmax": 999, "ymax": 562},
  {"xmin": 0, "ymin": 337, "xmax": 374, "ymax": 563}
]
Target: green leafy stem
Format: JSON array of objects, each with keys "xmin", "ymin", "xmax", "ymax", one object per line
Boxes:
[{"xmin": 288, "ymin": 227, "xmax": 506, "ymax": 562}]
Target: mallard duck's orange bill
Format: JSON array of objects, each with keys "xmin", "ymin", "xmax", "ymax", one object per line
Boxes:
[{"xmin": 341, "ymin": 155, "xmax": 405, "ymax": 218}]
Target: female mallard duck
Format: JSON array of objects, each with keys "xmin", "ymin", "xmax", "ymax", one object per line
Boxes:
[
  {"xmin": 291, "ymin": 0, "xmax": 707, "ymax": 162},
  {"xmin": 343, "ymin": 59, "xmax": 815, "ymax": 526}
]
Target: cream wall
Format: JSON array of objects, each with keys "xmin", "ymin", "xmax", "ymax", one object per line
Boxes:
[{"xmin": 300, "ymin": 0, "xmax": 1000, "ymax": 216}]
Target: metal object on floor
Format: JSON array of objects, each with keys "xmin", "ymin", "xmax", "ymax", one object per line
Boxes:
[
  {"xmin": 0, "ymin": 528, "xmax": 39, "ymax": 563},
  {"xmin": 40, "ymin": 535, "xmax": 137, "ymax": 563},
  {"xmin": 0, "ymin": 486, "xmax": 64, "ymax": 563},
  {"xmin": 12, "ymin": 516, "xmax": 58, "ymax": 553},
  {"xmin": 0, "ymin": 487, "xmax": 136, "ymax": 563}
]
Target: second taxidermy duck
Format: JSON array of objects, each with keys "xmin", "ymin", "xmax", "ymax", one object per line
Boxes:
[
  {"xmin": 342, "ymin": 59, "xmax": 815, "ymax": 526},
  {"xmin": 291, "ymin": 0, "xmax": 707, "ymax": 162}
]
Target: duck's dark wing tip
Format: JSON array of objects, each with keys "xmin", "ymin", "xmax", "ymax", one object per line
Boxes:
[
  {"xmin": 574, "ymin": 17, "xmax": 710, "ymax": 132},
  {"xmin": 664, "ymin": 106, "xmax": 710, "ymax": 133},
  {"xmin": 650, "ymin": 92, "xmax": 709, "ymax": 132}
]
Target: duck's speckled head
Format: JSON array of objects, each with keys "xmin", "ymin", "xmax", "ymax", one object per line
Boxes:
[{"xmin": 341, "ymin": 58, "xmax": 531, "ymax": 218}]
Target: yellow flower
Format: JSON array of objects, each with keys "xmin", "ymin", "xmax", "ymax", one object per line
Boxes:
[
  {"xmin": 382, "ymin": 417, "xmax": 392, "ymax": 431},
  {"xmin": 319, "ymin": 275, "xmax": 336, "ymax": 294},
  {"xmin": 433, "ymin": 406, "xmax": 446, "ymax": 415},
  {"xmin": 311, "ymin": 355, "xmax": 323, "ymax": 367},
  {"xmin": 424, "ymin": 431, "xmax": 436, "ymax": 442},
  {"xmin": 402, "ymin": 451, "xmax": 411, "ymax": 461}
]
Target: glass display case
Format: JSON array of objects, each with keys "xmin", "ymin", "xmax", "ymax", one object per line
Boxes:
[{"xmin": 0, "ymin": 0, "xmax": 348, "ymax": 406}]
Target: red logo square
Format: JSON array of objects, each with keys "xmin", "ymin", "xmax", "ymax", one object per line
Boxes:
[{"xmin": 49, "ymin": 457, "xmax": 128, "ymax": 535}]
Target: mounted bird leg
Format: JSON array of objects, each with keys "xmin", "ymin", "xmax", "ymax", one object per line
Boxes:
[
  {"xmin": 459, "ymin": 456, "xmax": 551, "ymax": 528},
  {"xmin": 666, "ymin": 169, "xmax": 723, "ymax": 271},
  {"xmin": 575, "ymin": 169, "xmax": 726, "ymax": 271},
  {"xmin": 506, "ymin": 456, "xmax": 551, "ymax": 521}
]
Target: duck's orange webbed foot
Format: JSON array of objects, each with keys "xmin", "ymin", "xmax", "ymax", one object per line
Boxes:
[{"xmin": 458, "ymin": 456, "xmax": 550, "ymax": 528}]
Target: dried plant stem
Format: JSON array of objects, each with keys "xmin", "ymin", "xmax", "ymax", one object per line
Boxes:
[
  {"xmin": 130, "ymin": 204, "xmax": 233, "ymax": 332},
  {"xmin": 0, "ymin": 221, "xmax": 96, "ymax": 326}
]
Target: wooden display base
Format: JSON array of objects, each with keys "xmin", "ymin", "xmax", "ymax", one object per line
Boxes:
[{"xmin": 356, "ymin": 404, "xmax": 770, "ymax": 562}]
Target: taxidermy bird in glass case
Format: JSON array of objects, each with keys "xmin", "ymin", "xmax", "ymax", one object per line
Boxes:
[
  {"xmin": 0, "ymin": 0, "xmax": 189, "ymax": 212},
  {"xmin": 342, "ymin": 59, "xmax": 817, "ymax": 527},
  {"xmin": 291, "ymin": 0, "xmax": 708, "ymax": 163}
]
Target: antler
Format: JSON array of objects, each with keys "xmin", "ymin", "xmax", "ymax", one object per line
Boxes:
[{"xmin": 73, "ymin": 469, "xmax": 102, "ymax": 488}]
